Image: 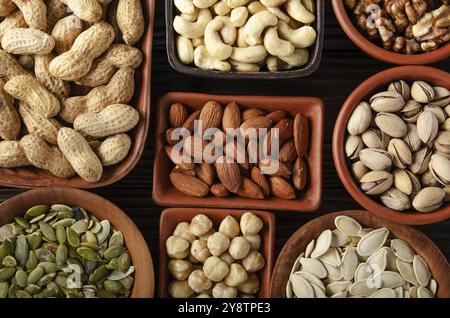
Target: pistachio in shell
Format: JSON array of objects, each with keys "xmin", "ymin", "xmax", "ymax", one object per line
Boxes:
[
  {"xmin": 411, "ymin": 81, "xmax": 434, "ymax": 103},
  {"xmin": 403, "ymin": 123, "xmax": 422, "ymax": 152},
  {"xmin": 351, "ymin": 161, "xmax": 369, "ymax": 181},
  {"xmin": 387, "ymin": 139, "xmax": 412, "ymax": 169},
  {"xmin": 429, "ymin": 154, "xmax": 450, "ymax": 186},
  {"xmin": 345, "ymin": 135, "xmax": 364, "ymax": 160},
  {"xmin": 370, "ymin": 91, "xmax": 405, "ymax": 112},
  {"xmin": 416, "ymin": 111, "xmax": 439, "ymax": 143},
  {"xmin": 393, "ymin": 169, "xmax": 421, "ymax": 195},
  {"xmin": 410, "ymin": 147, "xmax": 433, "ymax": 175},
  {"xmin": 388, "ymin": 80, "xmax": 411, "ymax": 100},
  {"xmin": 434, "ymin": 132, "xmax": 450, "ymax": 155},
  {"xmin": 359, "ymin": 148, "xmax": 392, "ymax": 171},
  {"xmin": 361, "ymin": 128, "xmax": 389, "ymax": 149},
  {"xmin": 412, "ymin": 187, "xmax": 445, "ymax": 212},
  {"xmin": 400, "ymin": 100, "xmax": 422, "ymax": 123},
  {"xmin": 347, "ymin": 102, "xmax": 372, "ymax": 136},
  {"xmin": 360, "ymin": 171, "xmax": 393, "ymax": 195},
  {"xmin": 375, "ymin": 113, "xmax": 407, "ymax": 138},
  {"xmin": 424, "ymin": 105, "xmax": 446, "ymax": 124},
  {"xmin": 380, "ymin": 188, "xmax": 411, "ymax": 211},
  {"xmin": 430, "ymin": 86, "xmax": 450, "ymax": 107},
  {"xmin": 421, "ymin": 170, "xmax": 440, "ymax": 187}
]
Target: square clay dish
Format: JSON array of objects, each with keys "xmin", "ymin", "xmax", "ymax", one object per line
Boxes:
[
  {"xmin": 0, "ymin": 0, "xmax": 155, "ymax": 189},
  {"xmin": 165, "ymin": 0, "xmax": 324, "ymax": 79},
  {"xmin": 153, "ymin": 92, "xmax": 324, "ymax": 212},
  {"xmin": 158, "ymin": 208, "xmax": 276, "ymax": 298}
]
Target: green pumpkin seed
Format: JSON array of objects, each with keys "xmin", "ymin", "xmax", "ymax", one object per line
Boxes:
[
  {"xmin": 25, "ymin": 224, "xmax": 38, "ymax": 234},
  {"xmin": 26, "ymin": 251, "xmax": 38, "ymax": 272},
  {"xmin": 89, "ymin": 221, "xmax": 102, "ymax": 234},
  {"xmin": 77, "ymin": 247, "xmax": 100, "ymax": 262},
  {"xmin": 39, "ymin": 221, "xmax": 56, "ymax": 241},
  {"xmin": 80, "ymin": 242, "xmax": 101, "ymax": 251},
  {"xmin": 8, "ymin": 282, "xmax": 18, "ymax": 298},
  {"xmin": 0, "ymin": 267, "xmax": 15, "ymax": 281},
  {"xmin": 55, "ymin": 245, "xmax": 68, "ymax": 267},
  {"xmin": 51, "ymin": 218, "xmax": 76, "ymax": 228},
  {"xmin": 97, "ymin": 220, "xmax": 110, "ymax": 245},
  {"xmin": 106, "ymin": 258, "xmax": 119, "ymax": 270},
  {"xmin": 96, "ymin": 289, "xmax": 116, "ymax": 298},
  {"xmin": 14, "ymin": 217, "xmax": 30, "ymax": 229},
  {"xmin": 57, "ymin": 210, "xmax": 74, "ymax": 219},
  {"xmin": 25, "ymin": 205, "xmax": 49, "ymax": 218},
  {"xmin": 35, "ymin": 248, "xmax": 55, "ymax": 263},
  {"xmin": 104, "ymin": 246, "xmax": 124, "ymax": 260},
  {"xmin": 38, "ymin": 261, "xmax": 58, "ymax": 273},
  {"xmin": 43, "ymin": 212, "xmax": 58, "ymax": 223},
  {"xmin": 29, "ymin": 214, "xmax": 46, "ymax": 224},
  {"xmin": 14, "ymin": 235, "xmax": 28, "ymax": 266},
  {"xmin": 109, "ymin": 231, "xmax": 124, "ymax": 248},
  {"xmin": 54, "ymin": 275, "xmax": 68, "ymax": 288},
  {"xmin": 56, "ymin": 226, "xmax": 66, "ymax": 244},
  {"xmin": 0, "ymin": 282, "xmax": 8, "ymax": 298},
  {"xmin": 68, "ymin": 246, "xmax": 78, "ymax": 258},
  {"xmin": 71, "ymin": 219, "xmax": 89, "ymax": 234},
  {"xmin": 104, "ymin": 280, "xmax": 125, "ymax": 294},
  {"xmin": 89, "ymin": 265, "xmax": 108, "ymax": 283},
  {"xmin": 66, "ymin": 228, "xmax": 80, "ymax": 248},
  {"xmin": 118, "ymin": 251, "xmax": 131, "ymax": 273},
  {"xmin": 24, "ymin": 284, "xmax": 41, "ymax": 295},
  {"xmin": 15, "ymin": 270, "xmax": 28, "ymax": 288},
  {"xmin": 38, "ymin": 273, "xmax": 56, "ymax": 286},
  {"xmin": 119, "ymin": 276, "xmax": 134, "ymax": 290},
  {"xmin": 26, "ymin": 232, "xmax": 42, "ymax": 250},
  {"xmin": 0, "ymin": 243, "xmax": 8, "ymax": 263},
  {"xmin": 2, "ymin": 255, "xmax": 16, "ymax": 267},
  {"xmin": 40, "ymin": 287, "xmax": 59, "ymax": 298},
  {"xmin": 16, "ymin": 290, "xmax": 32, "ymax": 298},
  {"xmin": 51, "ymin": 204, "xmax": 72, "ymax": 212},
  {"xmin": 27, "ymin": 267, "xmax": 44, "ymax": 285},
  {"xmin": 85, "ymin": 231, "xmax": 97, "ymax": 244}
]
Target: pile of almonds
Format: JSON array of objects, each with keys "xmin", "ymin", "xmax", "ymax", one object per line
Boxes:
[
  {"xmin": 165, "ymin": 101, "xmax": 310, "ymax": 200},
  {"xmin": 345, "ymin": 79, "xmax": 450, "ymax": 212}
]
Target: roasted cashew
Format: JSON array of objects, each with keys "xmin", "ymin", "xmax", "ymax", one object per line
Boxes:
[
  {"xmin": 267, "ymin": 6, "xmax": 290, "ymax": 23},
  {"xmin": 247, "ymin": 1, "xmax": 266, "ymax": 14},
  {"xmin": 236, "ymin": 27, "xmax": 248, "ymax": 47},
  {"xmin": 230, "ymin": 45, "xmax": 267, "ymax": 63},
  {"xmin": 279, "ymin": 48, "xmax": 309, "ymax": 67},
  {"xmin": 266, "ymin": 55, "xmax": 289, "ymax": 71},
  {"xmin": 230, "ymin": 6, "xmax": 249, "ymax": 27},
  {"xmin": 227, "ymin": 0, "xmax": 249, "ymax": 8},
  {"xmin": 194, "ymin": 45, "xmax": 231, "ymax": 71},
  {"xmin": 229, "ymin": 59, "xmax": 260, "ymax": 72},
  {"xmin": 213, "ymin": 16, "xmax": 237, "ymax": 45},
  {"xmin": 175, "ymin": 0, "xmax": 196, "ymax": 14},
  {"xmin": 263, "ymin": 27, "xmax": 294, "ymax": 57},
  {"xmin": 204, "ymin": 20, "xmax": 232, "ymax": 60},
  {"xmin": 278, "ymin": 20, "xmax": 316, "ymax": 48},
  {"xmin": 243, "ymin": 10, "xmax": 277, "ymax": 45},
  {"xmin": 192, "ymin": 37, "xmax": 204, "ymax": 47},
  {"xmin": 301, "ymin": 0, "xmax": 315, "ymax": 13},
  {"xmin": 173, "ymin": 9, "xmax": 212, "ymax": 38},
  {"xmin": 180, "ymin": 7, "xmax": 200, "ymax": 22},
  {"xmin": 285, "ymin": 0, "xmax": 315, "ymax": 24},
  {"xmin": 260, "ymin": 0, "xmax": 286, "ymax": 6},
  {"xmin": 176, "ymin": 35, "xmax": 194, "ymax": 64},
  {"xmin": 193, "ymin": 0, "xmax": 219, "ymax": 9},
  {"xmin": 214, "ymin": 0, "xmax": 232, "ymax": 15}
]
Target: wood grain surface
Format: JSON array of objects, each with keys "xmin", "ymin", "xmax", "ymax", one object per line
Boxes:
[{"xmin": 0, "ymin": 2, "xmax": 448, "ymax": 288}]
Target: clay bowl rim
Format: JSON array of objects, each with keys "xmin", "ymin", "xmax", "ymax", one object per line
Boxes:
[
  {"xmin": 331, "ymin": 0, "xmax": 450, "ymax": 65},
  {"xmin": 0, "ymin": 187, "xmax": 154, "ymax": 298},
  {"xmin": 158, "ymin": 208, "xmax": 276, "ymax": 298},
  {"xmin": 270, "ymin": 210, "xmax": 450, "ymax": 298},
  {"xmin": 332, "ymin": 65, "xmax": 450, "ymax": 225}
]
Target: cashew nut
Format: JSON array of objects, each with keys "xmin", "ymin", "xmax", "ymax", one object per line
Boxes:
[
  {"xmin": 260, "ymin": 0, "xmax": 286, "ymax": 6},
  {"xmin": 194, "ymin": 45, "xmax": 231, "ymax": 71},
  {"xmin": 285, "ymin": 0, "xmax": 315, "ymax": 24},
  {"xmin": 230, "ymin": 45, "xmax": 267, "ymax": 63},
  {"xmin": 175, "ymin": 0, "xmax": 196, "ymax": 14},
  {"xmin": 244, "ymin": 11, "xmax": 277, "ymax": 45},
  {"xmin": 263, "ymin": 27, "xmax": 294, "ymax": 57},
  {"xmin": 278, "ymin": 20, "xmax": 316, "ymax": 48},
  {"xmin": 267, "ymin": 6, "xmax": 290, "ymax": 23},
  {"xmin": 266, "ymin": 55, "xmax": 293, "ymax": 71},
  {"xmin": 173, "ymin": 9, "xmax": 212, "ymax": 38},
  {"xmin": 247, "ymin": 1, "xmax": 266, "ymax": 14},
  {"xmin": 229, "ymin": 59, "xmax": 260, "ymax": 72},
  {"xmin": 181, "ymin": 7, "xmax": 200, "ymax": 22},
  {"xmin": 236, "ymin": 27, "xmax": 248, "ymax": 47},
  {"xmin": 227, "ymin": 0, "xmax": 249, "ymax": 8},
  {"xmin": 213, "ymin": 0, "xmax": 232, "ymax": 15},
  {"xmin": 193, "ymin": 0, "xmax": 219, "ymax": 8},
  {"xmin": 204, "ymin": 19, "xmax": 232, "ymax": 60},
  {"xmin": 230, "ymin": 7, "xmax": 249, "ymax": 27},
  {"xmin": 301, "ymin": 0, "xmax": 315, "ymax": 13},
  {"xmin": 192, "ymin": 37, "xmax": 205, "ymax": 47},
  {"xmin": 279, "ymin": 48, "xmax": 309, "ymax": 67},
  {"xmin": 213, "ymin": 16, "xmax": 237, "ymax": 45},
  {"xmin": 176, "ymin": 35, "xmax": 195, "ymax": 64}
]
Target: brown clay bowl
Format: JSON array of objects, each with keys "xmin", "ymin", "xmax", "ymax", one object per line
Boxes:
[
  {"xmin": 153, "ymin": 92, "xmax": 324, "ymax": 212},
  {"xmin": 158, "ymin": 208, "xmax": 275, "ymax": 298},
  {"xmin": 270, "ymin": 210, "xmax": 450, "ymax": 298},
  {"xmin": 0, "ymin": 0, "xmax": 155, "ymax": 189},
  {"xmin": 0, "ymin": 187, "xmax": 154, "ymax": 298},
  {"xmin": 333, "ymin": 66, "xmax": 450, "ymax": 225},
  {"xmin": 332, "ymin": 0, "xmax": 450, "ymax": 65}
]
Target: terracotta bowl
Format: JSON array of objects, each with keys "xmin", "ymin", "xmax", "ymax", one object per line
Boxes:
[
  {"xmin": 270, "ymin": 210, "xmax": 450, "ymax": 298},
  {"xmin": 333, "ymin": 66, "xmax": 450, "ymax": 225},
  {"xmin": 0, "ymin": 187, "xmax": 154, "ymax": 298},
  {"xmin": 0, "ymin": 0, "xmax": 155, "ymax": 189},
  {"xmin": 153, "ymin": 92, "xmax": 324, "ymax": 212},
  {"xmin": 332, "ymin": 0, "xmax": 450, "ymax": 65},
  {"xmin": 158, "ymin": 208, "xmax": 275, "ymax": 298}
]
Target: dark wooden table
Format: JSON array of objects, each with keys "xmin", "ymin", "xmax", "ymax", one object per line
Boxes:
[{"xmin": 1, "ymin": 2, "xmax": 448, "ymax": 284}]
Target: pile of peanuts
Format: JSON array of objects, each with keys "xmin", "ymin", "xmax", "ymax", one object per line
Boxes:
[{"xmin": 0, "ymin": 0, "xmax": 144, "ymax": 183}]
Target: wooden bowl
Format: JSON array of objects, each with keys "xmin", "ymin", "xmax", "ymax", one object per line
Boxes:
[
  {"xmin": 270, "ymin": 210, "xmax": 450, "ymax": 298},
  {"xmin": 0, "ymin": 0, "xmax": 155, "ymax": 189},
  {"xmin": 153, "ymin": 92, "xmax": 324, "ymax": 212},
  {"xmin": 165, "ymin": 0, "xmax": 324, "ymax": 79},
  {"xmin": 0, "ymin": 187, "xmax": 154, "ymax": 298},
  {"xmin": 159, "ymin": 208, "xmax": 275, "ymax": 298},
  {"xmin": 332, "ymin": 0, "xmax": 450, "ymax": 65},
  {"xmin": 333, "ymin": 66, "xmax": 450, "ymax": 225}
]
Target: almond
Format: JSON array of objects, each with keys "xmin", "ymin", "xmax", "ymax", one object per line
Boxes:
[
  {"xmin": 250, "ymin": 167, "xmax": 270, "ymax": 197},
  {"xmin": 273, "ymin": 118, "xmax": 294, "ymax": 141},
  {"xmin": 210, "ymin": 183, "xmax": 230, "ymax": 197},
  {"xmin": 236, "ymin": 177, "xmax": 264, "ymax": 199},
  {"xmin": 182, "ymin": 110, "xmax": 201, "ymax": 133},
  {"xmin": 199, "ymin": 101, "xmax": 223, "ymax": 133},
  {"xmin": 195, "ymin": 163, "xmax": 216, "ymax": 186},
  {"xmin": 294, "ymin": 113, "xmax": 309, "ymax": 157},
  {"xmin": 265, "ymin": 110, "xmax": 287, "ymax": 123},
  {"xmin": 165, "ymin": 128, "xmax": 179, "ymax": 146},
  {"xmin": 170, "ymin": 172, "xmax": 210, "ymax": 197},
  {"xmin": 215, "ymin": 155, "xmax": 241, "ymax": 193},
  {"xmin": 165, "ymin": 145, "xmax": 194, "ymax": 170},
  {"xmin": 293, "ymin": 157, "xmax": 307, "ymax": 191},
  {"xmin": 240, "ymin": 116, "xmax": 272, "ymax": 137},
  {"xmin": 242, "ymin": 108, "xmax": 267, "ymax": 122},
  {"xmin": 279, "ymin": 139, "xmax": 298, "ymax": 163},
  {"xmin": 183, "ymin": 135, "xmax": 209, "ymax": 162},
  {"xmin": 222, "ymin": 102, "xmax": 240, "ymax": 131},
  {"xmin": 172, "ymin": 166, "xmax": 196, "ymax": 177},
  {"xmin": 269, "ymin": 176, "xmax": 296, "ymax": 199},
  {"xmin": 225, "ymin": 141, "xmax": 249, "ymax": 170},
  {"xmin": 169, "ymin": 103, "xmax": 188, "ymax": 128},
  {"xmin": 259, "ymin": 159, "xmax": 292, "ymax": 178}
]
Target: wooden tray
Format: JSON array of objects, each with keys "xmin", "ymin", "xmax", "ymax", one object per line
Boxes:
[
  {"xmin": 0, "ymin": 0, "xmax": 155, "ymax": 189},
  {"xmin": 153, "ymin": 92, "xmax": 324, "ymax": 212}
]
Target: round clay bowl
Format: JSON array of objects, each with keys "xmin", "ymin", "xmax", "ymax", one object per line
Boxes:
[
  {"xmin": 333, "ymin": 66, "xmax": 450, "ymax": 225},
  {"xmin": 332, "ymin": 0, "xmax": 450, "ymax": 65},
  {"xmin": 270, "ymin": 210, "xmax": 450, "ymax": 298},
  {"xmin": 0, "ymin": 187, "xmax": 154, "ymax": 298}
]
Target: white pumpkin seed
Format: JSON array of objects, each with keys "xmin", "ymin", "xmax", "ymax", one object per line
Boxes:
[
  {"xmin": 290, "ymin": 252, "xmax": 304, "ymax": 276},
  {"xmin": 335, "ymin": 216, "xmax": 362, "ymax": 236},
  {"xmin": 375, "ymin": 271, "xmax": 405, "ymax": 288},
  {"xmin": 413, "ymin": 255, "xmax": 431, "ymax": 287},
  {"xmin": 366, "ymin": 248, "xmax": 387, "ymax": 274},
  {"xmin": 106, "ymin": 266, "xmax": 135, "ymax": 281},
  {"xmin": 310, "ymin": 283, "xmax": 326, "ymax": 298},
  {"xmin": 369, "ymin": 288, "xmax": 396, "ymax": 298},
  {"xmin": 286, "ymin": 281, "xmax": 293, "ymax": 298},
  {"xmin": 390, "ymin": 239, "xmax": 415, "ymax": 263},
  {"xmin": 331, "ymin": 229, "xmax": 348, "ymax": 247},
  {"xmin": 417, "ymin": 287, "xmax": 433, "ymax": 298},
  {"xmin": 355, "ymin": 263, "xmax": 373, "ymax": 281},
  {"xmin": 357, "ymin": 227, "xmax": 389, "ymax": 257},
  {"xmin": 290, "ymin": 275, "xmax": 314, "ymax": 298},
  {"xmin": 428, "ymin": 279, "xmax": 437, "ymax": 295},
  {"xmin": 330, "ymin": 290, "xmax": 348, "ymax": 298},
  {"xmin": 304, "ymin": 240, "xmax": 315, "ymax": 258},
  {"xmin": 325, "ymin": 281, "xmax": 351, "ymax": 296},
  {"xmin": 349, "ymin": 279, "xmax": 380, "ymax": 297},
  {"xmin": 341, "ymin": 247, "xmax": 358, "ymax": 281},
  {"xmin": 395, "ymin": 286, "xmax": 403, "ymax": 298},
  {"xmin": 323, "ymin": 262, "xmax": 342, "ymax": 281},
  {"xmin": 310, "ymin": 230, "xmax": 332, "ymax": 259},
  {"xmin": 404, "ymin": 290, "xmax": 410, "ymax": 298},
  {"xmin": 358, "ymin": 228, "xmax": 374, "ymax": 238},
  {"xmin": 318, "ymin": 247, "xmax": 341, "ymax": 267},
  {"xmin": 291, "ymin": 271, "xmax": 325, "ymax": 290},
  {"xmin": 96, "ymin": 220, "xmax": 110, "ymax": 245},
  {"xmin": 410, "ymin": 286, "xmax": 418, "ymax": 298},
  {"xmin": 299, "ymin": 257, "xmax": 327, "ymax": 279},
  {"xmin": 396, "ymin": 258, "xmax": 418, "ymax": 286},
  {"xmin": 383, "ymin": 247, "xmax": 398, "ymax": 272}
]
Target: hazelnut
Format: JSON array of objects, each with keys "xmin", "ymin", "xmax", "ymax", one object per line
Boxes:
[
  {"xmin": 219, "ymin": 215, "xmax": 240, "ymax": 238},
  {"xmin": 188, "ymin": 250, "xmax": 200, "ymax": 264},
  {"xmin": 224, "ymin": 263, "xmax": 248, "ymax": 287},
  {"xmin": 238, "ymin": 273, "xmax": 260, "ymax": 295},
  {"xmin": 228, "ymin": 236, "xmax": 251, "ymax": 260},
  {"xmin": 242, "ymin": 251, "xmax": 266, "ymax": 272},
  {"xmin": 240, "ymin": 212, "xmax": 263, "ymax": 235},
  {"xmin": 168, "ymin": 259, "xmax": 192, "ymax": 280},
  {"xmin": 190, "ymin": 214, "xmax": 213, "ymax": 237},
  {"xmin": 203, "ymin": 256, "xmax": 229, "ymax": 282},
  {"xmin": 244, "ymin": 234, "xmax": 261, "ymax": 250},
  {"xmin": 191, "ymin": 239, "xmax": 211, "ymax": 263},
  {"xmin": 207, "ymin": 232, "xmax": 230, "ymax": 256},
  {"xmin": 212, "ymin": 282, "xmax": 238, "ymax": 298},
  {"xmin": 240, "ymin": 294, "xmax": 256, "ymax": 298},
  {"xmin": 200, "ymin": 228, "xmax": 216, "ymax": 241},
  {"xmin": 188, "ymin": 269, "xmax": 212, "ymax": 293},
  {"xmin": 166, "ymin": 235, "xmax": 189, "ymax": 259},
  {"xmin": 196, "ymin": 293, "xmax": 211, "ymax": 298},
  {"xmin": 173, "ymin": 222, "xmax": 196, "ymax": 243},
  {"xmin": 168, "ymin": 280, "xmax": 194, "ymax": 298},
  {"xmin": 219, "ymin": 252, "xmax": 234, "ymax": 266}
]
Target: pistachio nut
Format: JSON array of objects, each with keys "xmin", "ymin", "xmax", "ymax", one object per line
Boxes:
[
  {"xmin": 359, "ymin": 148, "xmax": 392, "ymax": 171},
  {"xmin": 345, "ymin": 135, "xmax": 364, "ymax": 160},
  {"xmin": 360, "ymin": 171, "xmax": 393, "ymax": 195},
  {"xmin": 430, "ymin": 86, "xmax": 450, "ymax": 107},
  {"xmin": 444, "ymin": 186, "xmax": 450, "ymax": 202},
  {"xmin": 429, "ymin": 154, "xmax": 450, "ymax": 186},
  {"xmin": 411, "ymin": 81, "xmax": 434, "ymax": 104},
  {"xmin": 403, "ymin": 124, "xmax": 422, "ymax": 152},
  {"xmin": 434, "ymin": 132, "xmax": 450, "ymax": 154},
  {"xmin": 393, "ymin": 169, "xmax": 421, "ymax": 195},
  {"xmin": 400, "ymin": 100, "xmax": 422, "ymax": 123},
  {"xmin": 375, "ymin": 113, "xmax": 407, "ymax": 138},
  {"xmin": 347, "ymin": 102, "xmax": 372, "ymax": 136},
  {"xmin": 412, "ymin": 187, "xmax": 445, "ymax": 213},
  {"xmin": 410, "ymin": 147, "xmax": 433, "ymax": 174},
  {"xmin": 416, "ymin": 111, "xmax": 439, "ymax": 144},
  {"xmin": 380, "ymin": 188, "xmax": 411, "ymax": 211},
  {"xmin": 421, "ymin": 170, "xmax": 440, "ymax": 187},
  {"xmin": 444, "ymin": 118, "xmax": 450, "ymax": 131},
  {"xmin": 446, "ymin": 105, "xmax": 450, "ymax": 117},
  {"xmin": 351, "ymin": 161, "xmax": 369, "ymax": 181},
  {"xmin": 424, "ymin": 105, "xmax": 447, "ymax": 124},
  {"xmin": 387, "ymin": 139, "xmax": 412, "ymax": 169},
  {"xmin": 370, "ymin": 91, "xmax": 405, "ymax": 112},
  {"xmin": 361, "ymin": 129, "xmax": 390, "ymax": 149},
  {"xmin": 388, "ymin": 80, "xmax": 411, "ymax": 100}
]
